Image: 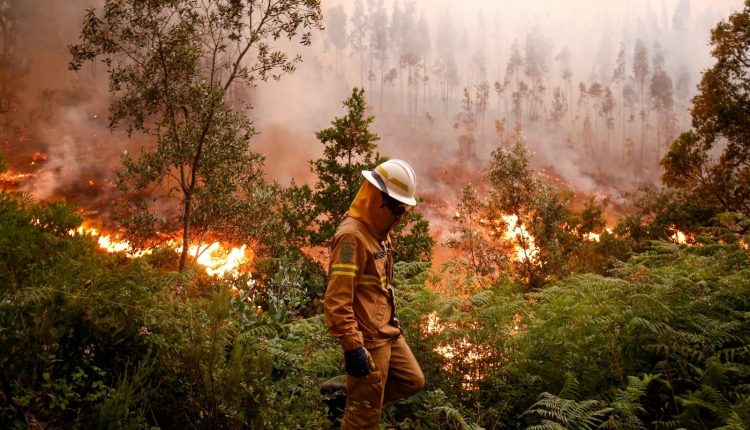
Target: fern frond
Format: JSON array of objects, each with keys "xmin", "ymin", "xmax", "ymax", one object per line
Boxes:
[
  {"xmin": 237, "ymin": 325, "xmax": 279, "ymax": 341},
  {"xmin": 526, "ymin": 420, "xmax": 567, "ymax": 430},
  {"xmin": 433, "ymin": 405, "xmax": 482, "ymax": 430},
  {"xmin": 559, "ymin": 373, "xmax": 583, "ymax": 401},
  {"xmin": 718, "ymin": 345, "xmax": 750, "ymax": 364},
  {"xmin": 524, "ymin": 392, "xmax": 611, "ymax": 430},
  {"xmin": 628, "ymin": 316, "xmax": 673, "ymax": 337},
  {"xmin": 713, "ymin": 413, "xmax": 747, "ymax": 430},
  {"xmin": 321, "ymin": 374, "xmax": 346, "ymax": 387},
  {"xmin": 679, "ymin": 385, "xmax": 731, "ymax": 417}
]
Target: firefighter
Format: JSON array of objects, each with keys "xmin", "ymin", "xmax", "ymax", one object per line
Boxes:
[{"xmin": 324, "ymin": 159, "xmax": 425, "ymax": 429}]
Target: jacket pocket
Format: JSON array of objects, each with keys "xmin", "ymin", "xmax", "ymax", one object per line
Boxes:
[{"xmin": 373, "ymin": 295, "xmax": 387, "ymax": 329}]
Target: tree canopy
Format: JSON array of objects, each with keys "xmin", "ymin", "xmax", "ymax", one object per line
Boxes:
[
  {"xmin": 282, "ymin": 87, "xmax": 434, "ymax": 262},
  {"xmin": 662, "ymin": 0, "xmax": 750, "ymax": 217},
  {"xmin": 69, "ymin": 0, "xmax": 323, "ymax": 271}
]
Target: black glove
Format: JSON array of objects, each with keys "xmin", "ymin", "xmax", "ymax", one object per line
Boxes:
[{"xmin": 344, "ymin": 347, "xmax": 371, "ymax": 377}]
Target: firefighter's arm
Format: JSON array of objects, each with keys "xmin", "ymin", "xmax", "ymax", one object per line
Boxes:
[{"xmin": 324, "ymin": 233, "xmax": 366, "ymax": 351}]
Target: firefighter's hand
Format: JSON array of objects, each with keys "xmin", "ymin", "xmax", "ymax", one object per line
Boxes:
[{"xmin": 344, "ymin": 347, "xmax": 374, "ymax": 377}]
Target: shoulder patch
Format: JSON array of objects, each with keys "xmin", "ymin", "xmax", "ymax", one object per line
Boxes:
[
  {"xmin": 340, "ymin": 241, "xmax": 355, "ymax": 263},
  {"xmin": 373, "ymin": 250, "xmax": 387, "ymax": 259}
]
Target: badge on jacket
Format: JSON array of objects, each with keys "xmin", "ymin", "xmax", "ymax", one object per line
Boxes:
[
  {"xmin": 373, "ymin": 250, "xmax": 387, "ymax": 259},
  {"xmin": 340, "ymin": 241, "xmax": 355, "ymax": 263}
]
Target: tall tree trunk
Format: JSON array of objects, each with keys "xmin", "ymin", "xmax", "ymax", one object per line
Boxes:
[
  {"xmin": 379, "ymin": 58, "xmax": 384, "ymax": 110},
  {"xmin": 640, "ymin": 84, "xmax": 645, "ymax": 176},
  {"xmin": 179, "ymin": 194, "xmax": 192, "ymax": 272}
]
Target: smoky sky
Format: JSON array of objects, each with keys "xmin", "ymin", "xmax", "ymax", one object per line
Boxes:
[
  {"xmin": 253, "ymin": 0, "xmax": 742, "ymax": 188},
  {"xmin": 2, "ymin": 0, "xmax": 745, "ymax": 221}
]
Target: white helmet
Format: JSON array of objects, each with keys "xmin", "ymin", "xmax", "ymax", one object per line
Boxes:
[{"xmin": 362, "ymin": 159, "xmax": 417, "ymax": 206}]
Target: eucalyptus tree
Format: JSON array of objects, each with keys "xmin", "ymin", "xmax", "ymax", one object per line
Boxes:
[
  {"xmin": 325, "ymin": 4, "xmax": 347, "ymax": 75},
  {"xmin": 650, "ymin": 44, "xmax": 674, "ymax": 169},
  {"xmin": 612, "ymin": 42, "xmax": 627, "ymax": 157},
  {"xmin": 632, "ymin": 39, "xmax": 649, "ymax": 172},
  {"xmin": 523, "ymin": 30, "xmax": 550, "ymax": 122},
  {"xmin": 662, "ymin": 0, "xmax": 750, "ymax": 216},
  {"xmin": 350, "ymin": 0, "xmax": 369, "ymax": 87},
  {"xmin": 69, "ymin": 0, "xmax": 323, "ymax": 271},
  {"xmin": 369, "ymin": 0, "xmax": 388, "ymax": 108}
]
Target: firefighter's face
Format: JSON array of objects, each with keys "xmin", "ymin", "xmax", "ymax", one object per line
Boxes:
[{"xmin": 381, "ymin": 192, "xmax": 411, "ymax": 219}]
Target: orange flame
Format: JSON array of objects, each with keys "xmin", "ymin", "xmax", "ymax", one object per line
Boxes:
[
  {"xmin": 0, "ymin": 170, "xmax": 32, "ymax": 184},
  {"xmin": 493, "ymin": 214, "xmax": 539, "ymax": 263},
  {"xmin": 670, "ymin": 227, "xmax": 689, "ymax": 244},
  {"xmin": 583, "ymin": 232, "xmax": 601, "ymax": 242},
  {"xmin": 73, "ymin": 225, "xmax": 152, "ymax": 257},
  {"xmin": 423, "ymin": 311, "xmax": 521, "ymax": 389},
  {"xmin": 182, "ymin": 242, "xmax": 252, "ymax": 277},
  {"xmin": 72, "ymin": 223, "xmax": 253, "ymax": 277}
]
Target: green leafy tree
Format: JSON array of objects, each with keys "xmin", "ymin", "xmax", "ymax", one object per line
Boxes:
[
  {"xmin": 447, "ymin": 184, "xmax": 510, "ymax": 276},
  {"xmin": 390, "ymin": 210, "xmax": 435, "ymax": 263},
  {"xmin": 662, "ymin": 0, "xmax": 750, "ymax": 217},
  {"xmin": 69, "ymin": 0, "xmax": 323, "ymax": 272},
  {"xmin": 309, "ymin": 87, "xmax": 384, "ymax": 246},
  {"xmin": 288, "ymin": 87, "xmax": 434, "ymax": 261},
  {"xmin": 485, "ymin": 135, "xmax": 612, "ymax": 288}
]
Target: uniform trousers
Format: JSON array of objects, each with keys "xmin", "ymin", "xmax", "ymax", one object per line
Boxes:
[{"xmin": 340, "ymin": 335, "xmax": 425, "ymax": 430}]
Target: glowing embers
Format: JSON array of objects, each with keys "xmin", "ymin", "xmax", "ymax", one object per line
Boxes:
[
  {"xmin": 669, "ymin": 227, "xmax": 692, "ymax": 244},
  {"xmin": 30, "ymin": 151, "xmax": 48, "ymax": 166},
  {"xmin": 423, "ymin": 311, "xmax": 517, "ymax": 390},
  {"xmin": 583, "ymin": 232, "xmax": 601, "ymax": 242},
  {"xmin": 0, "ymin": 170, "xmax": 32, "ymax": 185},
  {"xmin": 71, "ymin": 222, "xmax": 253, "ymax": 277}
]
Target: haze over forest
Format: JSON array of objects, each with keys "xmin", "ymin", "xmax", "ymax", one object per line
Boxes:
[
  {"xmin": 1, "ymin": 0, "xmax": 746, "ymax": 228},
  {"xmin": 3, "ymin": 2, "xmax": 750, "ymax": 428}
]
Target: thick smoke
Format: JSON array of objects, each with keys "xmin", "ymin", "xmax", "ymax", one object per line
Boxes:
[
  {"xmin": 1, "ymin": 0, "xmax": 745, "ymax": 230},
  {"xmin": 253, "ymin": 0, "xmax": 742, "ymax": 197}
]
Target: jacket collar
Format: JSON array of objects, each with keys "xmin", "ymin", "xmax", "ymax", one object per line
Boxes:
[{"xmin": 347, "ymin": 181, "xmax": 400, "ymax": 241}]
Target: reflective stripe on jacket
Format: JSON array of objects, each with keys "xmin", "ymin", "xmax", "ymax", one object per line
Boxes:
[{"xmin": 324, "ymin": 181, "xmax": 402, "ymax": 351}]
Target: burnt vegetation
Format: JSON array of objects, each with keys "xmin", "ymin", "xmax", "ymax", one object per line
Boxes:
[{"xmin": 1, "ymin": 0, "xmax": 750, "ymax": 429}]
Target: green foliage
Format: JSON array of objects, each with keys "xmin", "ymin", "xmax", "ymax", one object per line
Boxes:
[
  {"xmin": 392, "ymin": 210, "xmax": 436, "ymax": 263},
  {"xmin": 386, "ymin": 389, "xmax": 483, "ymax": 430},
  {"xmin": 3, "ymin": 172, "xmax": 750, "ymax": 430},
  {"xmin": 69, "ymin": 0, "xmax": 323, "ymax": 271},
  {"xmin": 661, "ymin": 0, "xmax": 750, "ymax": 216},
  {"xmin": 616, "ymin": 186, "xmax": 750, "ymax": 251},
  {"xmin": 448, "ymin": 184, "xmax": 511, "ymax": 276},
  {"xmin": 286, "ymin": 87, "xmax": 434, "ymax": 261},
  {"xmin": 306, "ymin": 87, "xmax": 384, "ymax": 246},
  {"xmin": 0, "ymin": 195, "xmax": 340, "ymax": 428},
  {"xmin": 389, "ymin": 238, "xmax": 750, "ymax": 429},
  {"xmin": 449, "ymin": 135, "xmax": 622, "ymax": 288}
]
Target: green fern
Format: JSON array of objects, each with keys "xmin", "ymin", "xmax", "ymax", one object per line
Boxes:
[{"xmin": 524, "ymin": 392, "xmax": 612, "ymax": 430}]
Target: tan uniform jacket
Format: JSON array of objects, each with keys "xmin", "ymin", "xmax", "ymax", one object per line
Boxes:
[{"xmin": 324, "ymin": 182, "xmax": 403, "ymax": 351}]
